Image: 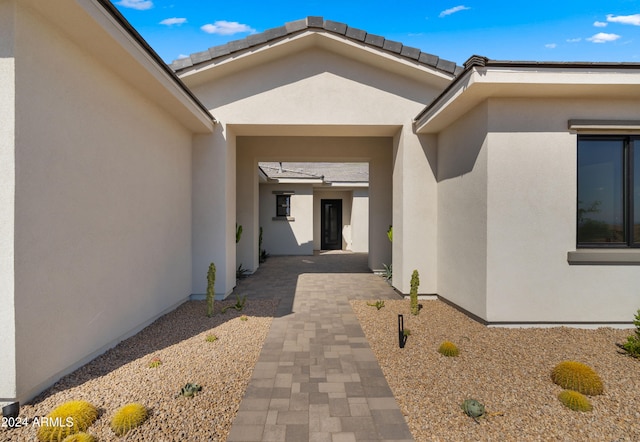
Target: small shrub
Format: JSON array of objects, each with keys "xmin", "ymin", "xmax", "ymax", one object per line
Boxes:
[
  {"xmin": 61, "ymin": 433, "xmax": 96, "ymax": 442},
  {"xmin": 558, "ymin": 390, "xmax": 593, "ymax": 412},
  {"xmin": 240, "ymin": 315, "xmax": 248, "ymax": 321},
  {"xmin": 619, "ymin": 308, "xmax": 640, "ymax": 358},
  {"xmin": 148, "ymin": 357, "xmax": 162, "ymax": 368},
  {"xmin": 37, "ymin": 400, "xmax": 98, "ymax": 442},
  {"xmin": 551, "ymin": 361, "xmax": 603, "ymax": 395},
  {"xmin": 410, "ymin": 270, "xmax": 420, "ymax": 315},
  {"xmin": 367, "ymin": 300, "xmax": 385, "ymax": 310},
  {"xmin": 403, "ymin": 328, "xmax": 411, "ymax": 337},
  {"xmin": 110, "ymin": 403, "xmax": 148, "ymax": 436},
  {"xmin": 206, "ymin": 334, "xmax": 218, "ymax": 342},
  {"xmin": 221, "ymin": 294, "xmax": 247, "ymax": 313},
  {"xmin": 438, "ymin": 341, "xmax": 460, "ymax": 357}
]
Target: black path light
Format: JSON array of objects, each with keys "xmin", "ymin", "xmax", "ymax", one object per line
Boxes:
[
  {"xmin": 398, "ymin": 314, "xmax": 407, "ymax": 348},
  {"xmin": 2, "ymin": 401, "xmax": 20, "ymax": 428}
]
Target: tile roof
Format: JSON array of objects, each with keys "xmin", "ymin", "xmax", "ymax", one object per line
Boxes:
[
  {"xmin": 171, "ymin": 16, "xmax": 462, "ymax": 76},
  {"xmin": 259, "ymin": 162, "xmax": 369, "ymax": 183}
]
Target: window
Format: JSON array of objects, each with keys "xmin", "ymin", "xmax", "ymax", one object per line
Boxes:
[
  {"xmin": 577, "ymin": 135, "xmax": 640, "ymax": 247},
  {"xmin": 276, "ymin": 194, "xmax": 291, "ymax": 217}
]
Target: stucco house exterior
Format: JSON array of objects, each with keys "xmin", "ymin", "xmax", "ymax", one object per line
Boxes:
[
  {"xmin": 2, "ymin": 0, "xmax": 640, "ymax": 405},
  {"xmin": 257, "ymin": 162, "xmax": 369, "ymax": 257}
]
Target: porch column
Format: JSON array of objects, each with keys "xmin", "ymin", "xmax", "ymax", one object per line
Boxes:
[
  {"xmin": 192, "ymin": 125, "xmax": 236, "ymax": 298},
  {"xmin": 392, "ymin": 127, "xmax": 438, "ymax": 294},
  {"xmin": 236, "ymin": 147, "xmax": 259, "ymax": 272}
]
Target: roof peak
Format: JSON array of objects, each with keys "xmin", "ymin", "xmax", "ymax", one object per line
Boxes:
[{"xmin": 171, "ymin": 16, "xmax": 462, "ymax": 76}]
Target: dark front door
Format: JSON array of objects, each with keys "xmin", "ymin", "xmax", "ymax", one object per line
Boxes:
[{"xmin": 321, "ymin": 199, "xmax": 342, "ymax": 250}]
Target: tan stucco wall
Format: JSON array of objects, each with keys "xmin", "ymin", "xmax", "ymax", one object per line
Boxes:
[
  {"xmin": 437, "ymin": 97, "xmax": 640, "ymax": 324},
  {"xmin": 485, "ymin": 97, "xmax": 640, "ymax": 323},
  {"xmin": 11, "ymin": 4, "xmax": 194, "ymax": 402},
  {"xmin": 0, "ymin": 0, "xmax": 17, "ymax": 402},
  {"xmin": 184, "ymin": 44, "xmax": 443, "ymax": 287},
  {"xmin": 437, "ymin": 102, "xmax": 489, "ymax": 318},
  {"xmin": 260, "ymin": 183, "xmax": 314, "ymax": 255},
  {"xmin": 351, "ymin": 189, "xmax": 369, "ymax": 253}
]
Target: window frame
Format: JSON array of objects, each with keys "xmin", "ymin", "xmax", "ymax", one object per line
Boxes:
[{"xmin": 577, "ymin": 134, "xmax": 639, "ymax": 248}]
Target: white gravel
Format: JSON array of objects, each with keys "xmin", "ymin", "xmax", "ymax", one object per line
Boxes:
[
  {"xmin": 2, "ymin": 299, "xmax": 276, "ymax": 442},
  {"xmin": 351, "ymin": 298, "xmax": 640, "ymax": 442}
]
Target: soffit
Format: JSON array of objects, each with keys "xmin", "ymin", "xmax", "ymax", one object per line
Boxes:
[{"xmin": 414, "ymin": 62, "xmax": 640, "ymax": 134}]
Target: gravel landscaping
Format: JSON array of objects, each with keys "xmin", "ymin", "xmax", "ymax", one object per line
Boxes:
[
  {"xmin": 4, "ymin": 293, "xmax": 640, "ymax": 441},
  {"xmin": 352, "ymin": 298, "xmax": 640, "ymax": 441},
  {"xmin": 2, "ymin": 299, "xmax": 277, "ymax": 442}
]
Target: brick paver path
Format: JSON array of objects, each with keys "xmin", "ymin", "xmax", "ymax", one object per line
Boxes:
[{"xmin": 227, "ymin": 252, "xmax": 413, "ymax": 442}]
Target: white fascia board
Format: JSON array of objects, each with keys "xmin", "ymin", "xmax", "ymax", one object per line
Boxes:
[
  {"xmin": 273, "ymin": 178, "xmax": 324, "ymax": 184},
  {"xmin": 414, "ymin": 66, "xmax": 640, "ymax": 134}
]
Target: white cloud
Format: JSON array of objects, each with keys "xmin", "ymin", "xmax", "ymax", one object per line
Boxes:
[
  {"xmin": 116, "ymin": 0, "xmax": 153, "ymax": 10},
  {"xmin": 593, "ymin": 21, "xmax": 608, "ymax": 27},
  {"xmin": 201, "ymin": 21, "xmax": 256, "ymax": 35},
  {"xmin": 607, "ymin": 14, "xmax": 640, "ymax": 26},
  {"xmin": 160, "ymin": 17, "xmax": 187, "ymax": 26},
  {"xmin": 545, "ymin": 43, "xmax": 557, "ymax": 49},
  {"xmin": 566, "ymin": 38, "xmax": 582, "ymax": 43},
  {"xmin": 439, "ymin": 6, "xmax": 470, "ymax": 18},
  {"xmin": 587, "ymin": 32, "xmax": 622, "ymax": 43},
  {"xmin": 177, "ymin": 54, "xmax": 189, "ymax": 59}
]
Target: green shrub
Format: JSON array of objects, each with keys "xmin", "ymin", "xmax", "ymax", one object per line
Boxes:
[
  {"xmin": 620, "ymin": 308, "xmax": 640, "ymax": 358},
  {"xmin": 551, "ymin": 361, "xmax": 603, "ymax": 395},
  {"xmin": 558, "ymin": 390, "xmax": 592, "ymax": 412},
  {"xmin": 206, "ymin": 334, "xmax": 218, "ymax": 342}
]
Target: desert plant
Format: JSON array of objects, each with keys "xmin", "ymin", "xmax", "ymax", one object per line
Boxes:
[
  {"xmin": 110, "ymin": 403, "xmax": 148, "ymax": 436},
  {"xmin": 240, "ymin": 314, "xmax": 248, "ymax": 321},
  {"xmin": 387, "ymin": 225, "xmax": 393, "ymax": 242},
  {"xmin": 410, "ymin": 269, "xmax": 420, "ymax": 315},
  {"xmin": 438, "ymin": 341, "xmax": 460, "ymax": 357},
  {"xmin": 619, "ymin": 308, "xmax": 640, "ymax": 358},
  {"xmin": 61, "ymin": 433, "xmax": 96, "ymax": 442},
  {"xmin": 236, "ymin": 264, "xmax": 250, "ymax": 279},
  {"xmin": 176, "ymin": 383, "xmax": 202, "ymax": 398},
  {"xmin": 221, "ymin": 294, "xmax": 247, "ymax": 313},
  {"xmin": 382, "ymin": 263, "xmax": 392, "ymax": 282},
  {"xmin": 206, "ymin": 262, "xmax": 216, "ymax": 317},
  {"xmin": 236, "ymin": 223, "xmax": 243, "ymax": 243},
  {"xmin": 558, "ymin": 390, "xmax": 593, "ymax": 412},
  {"xmin": 206, "ymin": 334, "xmax": 218, "ymax": 342},
  {"xmin": 148, "ymin": 357, "xmax": 162, "ymax": 368},
  {"xmin": 37, "ymin": 400, "xmax": 98, "ymax": 442},
  {"xmin": 551, "ymin": 361, "xmax": 603, "ymax": 395},
  {"xmin": 367, "ymin": 300, "xmax": 385, "ymax": 310},
  {"xmin": 403, "ymin": 328, "xmax": 411, "ymax": 337}
]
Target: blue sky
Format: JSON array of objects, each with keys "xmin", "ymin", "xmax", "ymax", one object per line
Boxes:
[{"xmin": 112, "ymin": 0, "xmax": 640, "ymax": 66}]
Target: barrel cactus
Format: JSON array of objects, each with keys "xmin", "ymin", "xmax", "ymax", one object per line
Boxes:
[
  {"xmin": 37, "ymin": 400, "xmax": 98, "ymax": 442},
  {"xmin": 438, "ymin": 341, "xmax": 460, "ymax": 357},
  {"xmin": 61, "ymin": 433, "xmax": 96, "ymax": 442},
  {"xmin": 551, "ymin": 361, "xmax": 603, "ymax": 395},
  {"xmin": 558, "ymin": 390, "xmax": 593, "ymax": 412},
  {"xmin": 110, "ymin": 403, "xmax": 148, "ymax": 436}
]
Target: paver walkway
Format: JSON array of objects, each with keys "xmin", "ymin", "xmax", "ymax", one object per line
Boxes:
[{"xmin": 227, "ymin": 252, "xmax": 414, "ymax": 442}]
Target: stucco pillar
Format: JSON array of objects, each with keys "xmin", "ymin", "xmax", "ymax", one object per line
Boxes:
[
  {"xmin": 368, "ymin": 151, "xmax": 392, "ymax": 271},
  {"xmin": 392, "ymin": 127, "xmax": 438, "ymax": 294},
  {"xmin": 236, "ymin": 149, "xmax": 259, "ymax": 272},
  {"xmin": 192, "ymin": 125, "xmax": 236, "ymax": 298},
  {"xmin": 0, "ymin": 0, "xmax": 17, "ymax": 404}
]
